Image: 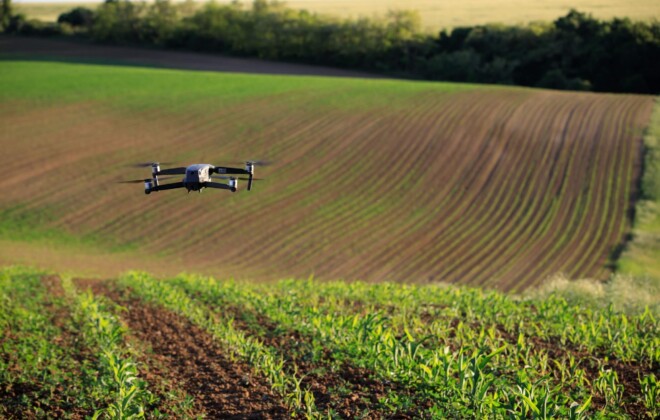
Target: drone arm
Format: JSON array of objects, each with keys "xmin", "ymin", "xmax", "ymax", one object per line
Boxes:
[
  {"xmin": 214, "ymin": 166, "xmax": 250, "ymax": 175},
  {"xmin": 152, "ymin": 182, "xmax": 185, "ymax": 191},
  {"xmin": 156, "ymin": 167, "xmax": 187, "ymax": 175},
  {"xmin": 206, "ymin": 182, "xmax": 235, "ymax": 192}
]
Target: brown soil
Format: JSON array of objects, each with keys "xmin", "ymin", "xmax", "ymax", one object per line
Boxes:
[
  {"xmin": 0, "ymin": 36, "xmax": 381, "ymax": 79},
  {"xmin": 75, "ymin": 279, "xmax": 290, "ymax": 419}
]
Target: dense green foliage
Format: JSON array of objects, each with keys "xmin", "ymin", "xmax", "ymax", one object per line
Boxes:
[
  {"xmin": 2, "ymin": 267, "xmax": 658, "ymax": 417},
  {"xmin": 4, "ymin": 0, "xmax": 659, "ymax": 93},
  {"xmin": 0, "ymin": 0, "xmax": 11, "ymax": 31},
  {"xmin": 57, "ymin": 7, "xmax": 94, "ymax": 28}
]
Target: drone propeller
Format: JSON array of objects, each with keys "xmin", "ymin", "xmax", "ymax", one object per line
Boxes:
[
  {"xmin": 247, "ymin": 160, "xmax": 272, "ymax": 167},
  {"xmin": 127, "ymin": 161, "xmax": 175, "ymax": 168},
  {"xmin": 216, "ymin": 176, "xmax": 264, "ymax": 181},
  {"xmin": 118, "ymin": 176, "xmax": 175, "ymax": 184},
  {"xmin": 226, "ymin": 160, "xmax": 273, "ymax": 167}
]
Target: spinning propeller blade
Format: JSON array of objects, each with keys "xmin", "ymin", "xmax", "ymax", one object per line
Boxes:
[
  {"xmin": 226, "ymin": 160, "xmax": 273, "ymax": 167},
  {"xmin": 216, "ymin": 176, "xmax": 264, "ymax": 181},
  {"xmin": 118, "ymin": 176, "xmax": 175, "ymax": 184},
  {"xmin": 127, "ymin": 161, "xmax": 175, "ymax": 168}
]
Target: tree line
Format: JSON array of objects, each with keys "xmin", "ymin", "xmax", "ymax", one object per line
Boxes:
[{"xmin": 2, "ymin": 0, "xmax": 659, "ymax": 94}]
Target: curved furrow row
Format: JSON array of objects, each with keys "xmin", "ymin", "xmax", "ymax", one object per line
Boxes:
[
  {"xmin": 436, "ymin": 96, "xmax": 573, "ymax": 286},
  {"xmin": 278, "ymin": 94, "xmax": 460, "ymax": 276},
  {"xmin": 360, "ymin": 93, "xmax": 516, "ymax": 276},
  {"xmin": 581, "ymin": 98, "xmax": 652, "ymax": 280},
  {"xmin": 448, "ymin": 95, "xmax": 589, "ymax": 287},
  {"xmin": 187, "ymin": 110, "xmax": 391, "ymax": 267},
  {"xmin": 502, "ymin": 97, "xmax": 612, "ymax": 290},
  {"xmin": 533, "ymin": 98, "xmax": 625, "ymax": 285},
  {"xmin": 231, "ymin": 102, "xmax": 437, "ymax": 274},
  {"xmin": 527, "ymin": 96, "xmax": 634, "ymax": 286},
  {"xmin": 559, "ymin": 97, "xmax": 627, "ymax": 279},
  {"xmin": 296, "ymin": 92, "xmax": 505, "ymax": 280},
  {"xmin": 426, "ymin": 95, "xmax": 567, "ymax": 281},
  {"xmin": 335, "ymin": 92, "xmax": 517, "ymax": 280},
  {"xmin": 469, "ymin": 99, "xmax": 580, "ymax": 288},
  {"xmin": 344, "ymin": 92, "xmax": 528, "ymax": 281},
  {"xmin": 563, "ymin": 97, "xmax": 645, "ymax": 280},
  {"xmin": 318, "ymin": 104, "xmax": 481, "ymax": 276},
  {"xmin": 388, "ymin": 92, "xmax": 531, "ymax": 282}
]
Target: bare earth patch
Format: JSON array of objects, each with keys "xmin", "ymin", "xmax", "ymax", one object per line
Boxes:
[{"xmin": 0, "ymin": 36, "xmax": 380, "ymax": 79}]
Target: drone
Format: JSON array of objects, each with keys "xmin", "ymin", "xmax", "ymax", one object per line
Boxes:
[{"xmin": 122, "ymin": 161, "xmax": 266, "ymax": 194}]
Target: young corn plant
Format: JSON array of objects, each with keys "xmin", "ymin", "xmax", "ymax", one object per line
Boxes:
[
  {"xmin": 594, "ymin": 368, "xmax": 623, "ymax": 408},
  {"xmin": 0, "ymin": 268, "xmax": 105, "ymax": 415},
  {"xmin": 640, "ymin": 374, "xmax": 658, "ymax": 418},
  {"xmin": 174, "ymin": 275, "xmax": 590, "ymax": 417},
  {"xmin": 62, "ymin": 277, "xmax": 153, "ymax": 419}
]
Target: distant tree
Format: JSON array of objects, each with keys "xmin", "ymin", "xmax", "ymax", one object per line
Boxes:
[
  {"xmin": 91, "ymin": 0, "xmax": 144, "ymax": 43},
  {"xmin": 14, "ymin": 1, "xmax": 658, "ymax": 94},
  {"xmin": 57, "ymin": 7, "xmax": 94, "ymax": 28},
  {"xmin": 536, "ymin": 68, "xmax": 591, "ymax": 91},
  {"xmin": 1, "ymin": 0, "xmax": 12, "ymax": 31},
  {"xmin": 423, "ymin": 49, "xmax": 481, "ymax": 82},
  {"xmin": 385, "ymin": 10, "xmax": 421, "ymax": 40},
  {"xmin": 140, "ymin": 0, "xmax": 179, "ymax": 45}
]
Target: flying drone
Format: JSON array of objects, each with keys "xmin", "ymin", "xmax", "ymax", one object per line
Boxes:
[{"xmin": 122, "ymin": 161, "xmax": 267, "ymax": 194}]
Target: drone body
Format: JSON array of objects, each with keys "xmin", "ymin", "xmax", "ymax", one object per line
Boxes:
[{"xmin": 137, "ymin": 162, "xmax": 261, "ymax": 194}]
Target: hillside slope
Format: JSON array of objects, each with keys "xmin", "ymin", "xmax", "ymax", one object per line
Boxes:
[{"xmin": 0, "ymin": 60, "xmax": 654, "ymax": 290}]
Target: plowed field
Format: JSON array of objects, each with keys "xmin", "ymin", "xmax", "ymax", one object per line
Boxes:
[
  {"xmin": 0, "ymin": 51, "xmax": 655, "ymax": 291},
  {"xmin": 1, "ymin": 268, "xmax": 657, "ymax": 418}
]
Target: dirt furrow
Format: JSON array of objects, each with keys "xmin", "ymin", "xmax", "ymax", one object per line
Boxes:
[
  {"xmin": 76, "ymin": 279, "xmax": 289, "ymax": 419},
  {"xmin": 443, "ymin": 95, "xmax": 578, "ymax": 287},
  {"xmin": 429, "ymin": 93, "xmax": 563, "ymax": 284}
]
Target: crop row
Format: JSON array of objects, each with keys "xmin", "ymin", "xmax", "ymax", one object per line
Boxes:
[
  {"xmin": 118, "ymin": 271, "xmax": 659, "ymax": 418},
  {"xmin": 2, "ymin": 268, "xmax": 658, "ymax": 418},
  {"xmin": 0, "ymin": 268, "xmax": 194, "ymax": 418}
]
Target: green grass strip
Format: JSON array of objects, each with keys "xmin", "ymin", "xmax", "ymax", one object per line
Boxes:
[{"xmin": 619, "ymin": 98, "xmax": 660, "ymax": 282}]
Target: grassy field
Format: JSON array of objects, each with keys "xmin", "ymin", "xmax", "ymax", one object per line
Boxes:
[
  {"xmin": 13, "ymin": 0, "xmax": 660, "ymax": 31},
  {"xmin": 1, "ymin": 267, "xmax": 657, "ymax": 418},
  {"xmin": 619, "ymin": 100, "xmax": 660, "ymax": 280},
  {"xmin": 0, "ymin": 58, "xmax": 654, "ymax": 291}
]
